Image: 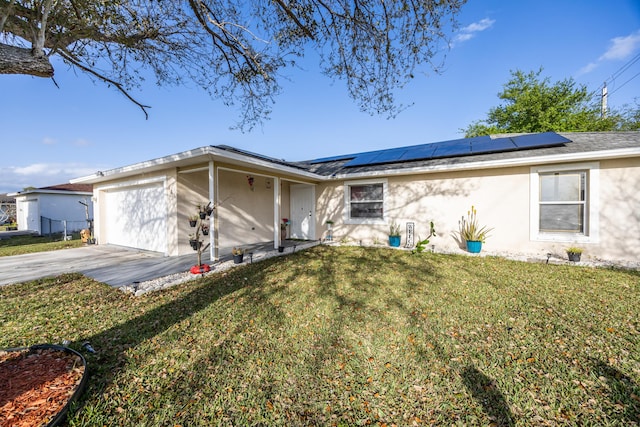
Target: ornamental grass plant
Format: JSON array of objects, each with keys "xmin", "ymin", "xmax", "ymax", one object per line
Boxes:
[{"xmin": 460, "ymin": 205, "xmax": 494, "ymax": 243}]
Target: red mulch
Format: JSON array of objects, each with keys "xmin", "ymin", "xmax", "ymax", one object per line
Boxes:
[{"xmin": 0, "ymin": 348, "xmax": 85, "ymax": 427}]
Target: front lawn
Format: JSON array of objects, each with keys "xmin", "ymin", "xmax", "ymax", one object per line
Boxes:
[
  {"xmin": 0, "ymin": 234, "xmax": 84, "ymax": 256},
  {"xmin": 1, "ymin": 246, "xmax": 638, "ymax": 426}
]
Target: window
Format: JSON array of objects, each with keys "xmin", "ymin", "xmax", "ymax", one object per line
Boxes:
[
  {"xmin": 345, "ymin": 179, "xmax": 387, "ymax": 223},
  {"xmin": 530, "ymin": 163, "xmax": 599, "ymax": 243},
  {"xmin": 539, "ymin": 171, "xmax": 586, "ymax": 233}
]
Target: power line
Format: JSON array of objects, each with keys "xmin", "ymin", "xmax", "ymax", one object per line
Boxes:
[
  {"xmin": 607, "ymin": 52, "xmax": 640, "ymax": 84},
  {"xmin": 609, "ymin": 70, "xmax": 640, "ymax": 96}
]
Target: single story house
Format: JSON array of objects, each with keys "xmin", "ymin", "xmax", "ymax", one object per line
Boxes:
[
  {"xmin": 70, "ymin": 132, "xmax": 640, "ymax": 264},
  {"xmin": 9, "ymin": 184, "xmax": 94, "ymax": 235}
]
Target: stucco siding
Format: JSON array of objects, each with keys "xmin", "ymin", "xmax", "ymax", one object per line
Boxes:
[
  {"xmin": 217, "ymin": 169, "xmax": 279, "ymax": 251},
  {"xmin": 316, "ymin": 157, "xmax": 640, "ymax": 262},
  {"xmin": 597, "ymin": 158, "xmax": 640, "ymax": 261}
]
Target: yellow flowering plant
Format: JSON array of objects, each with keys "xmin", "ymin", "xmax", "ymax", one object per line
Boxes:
[{"xmin": 459, "ymin": 205, "xmax": 493, "ymax": 243}]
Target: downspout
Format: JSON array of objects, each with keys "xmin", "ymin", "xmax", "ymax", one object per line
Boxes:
[
  {"xmin": 273, "ymin": 177, "xmax": 280, "ymax": 249},
  {"xmin": 209, "ymin": 160, "xmax": 217, "ymax": 261}
]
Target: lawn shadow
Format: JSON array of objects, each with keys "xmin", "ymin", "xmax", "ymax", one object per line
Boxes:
[
  {"xmin": 461, "ymin": 365, "xmax": 515, "ymax": 427},
  {"xmin": 73, "ymin": 260, "xmax": 271, "ymax": 396},
  {"xmin": 588, "ymin": 358, "xmax": 640, "ymax": 423}
]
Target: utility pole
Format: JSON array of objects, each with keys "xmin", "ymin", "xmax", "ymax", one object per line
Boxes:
[{"xmin": 601, "ymin": 82, "xmax": 608, "ymax": 117}]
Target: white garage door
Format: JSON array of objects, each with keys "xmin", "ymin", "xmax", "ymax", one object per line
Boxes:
[{"xmin": 104, "ymin": 183, "xmax": 167, "ymax": 253}]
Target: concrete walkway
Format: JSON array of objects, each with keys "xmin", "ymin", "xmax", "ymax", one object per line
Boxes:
[
  {"xmin": 0, "ymin": 245, "xmax": 176, "ymax": 287},
  {"xmin": 0, "ymin": 240, "xmax": 315, "ymax": 288}
]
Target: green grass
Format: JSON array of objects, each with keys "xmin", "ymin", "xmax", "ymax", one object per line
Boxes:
[
  {"xmin": 0, "ymin": 234, "xmax": 84, "ymax": 256},
  {"xmin": 1, "ymin": 246, "xmax": 639, "ymax": 426}
]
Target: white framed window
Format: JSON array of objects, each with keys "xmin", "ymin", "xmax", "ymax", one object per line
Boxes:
[
  {"xmin": 530, "ymin": 162, "xmax": 599, "ymax": 243},
  {"xmin": 344, "ymin": 179, "xmax": 387, "ymax": 224}
]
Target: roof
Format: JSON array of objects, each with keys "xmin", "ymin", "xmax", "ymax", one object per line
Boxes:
[
  {"xmin": 299, "ymin": 132, "xmax": 640, "ymax": 177},
  {"xmin": 38, "ymin": 183, "xmax": 93, "ymax": 193},
  {"xmin": 71, "ymin": 131, "xmax": 640, "ymax": 184},
  {"xmin": 9, "ymin": 183, "xmax": 93, "ymax": 197}
]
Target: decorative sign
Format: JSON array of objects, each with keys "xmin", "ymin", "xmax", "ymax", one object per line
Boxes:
[{"xmin": 405, "ymin": 222, "xmax": 415, "ymax": 248}]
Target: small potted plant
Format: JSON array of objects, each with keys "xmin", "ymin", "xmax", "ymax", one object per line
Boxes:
[
  {"xmin": 388, "ymin": 221, "xmax": 401, "ymax": 247},
  {"xmin": 188, "ymin": 215, "xmax": 198, "ymax": 227},
  {"xmin": 459, "ymin": 205, "xmax": 493, "ymax": 253},
  {"xmin": 232, "ymin": 247, "xmax": 244, "ymax": 264},
  {"xmin": 566, "ymin": 246, "xmax": 583, "ymax": 262},
  {"xmin": 201, "ymin": 224, "xmax": 209, "ymax": 235},
  {"xmin": 188, "ymin": 234, "xmax": 202, "ymax": 251}
]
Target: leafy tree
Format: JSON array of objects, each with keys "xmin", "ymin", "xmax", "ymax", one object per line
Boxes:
[
  {"xmin": 463, "ymin": 69, "xmax": 637, "ymax": 137},
  {"xmin": 0, "ymin": 0, "xmax": 466, "ymax": 129}
]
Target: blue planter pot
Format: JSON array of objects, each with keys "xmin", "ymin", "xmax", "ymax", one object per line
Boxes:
[
  {"xmin": 389, "ymin": 236, "xmax": 401, "ymax": 247},
  {"xmin": 466, "ymin": 240, "xmax": 482, "ymax": 253}
]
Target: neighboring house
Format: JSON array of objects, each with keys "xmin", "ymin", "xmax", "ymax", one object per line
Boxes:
[
  {"xmin": 0, "ymin": 193, "xmax": 16, "ymax": 225},
  {"xmin": 9, "ymin": 184, "xmax": 94, "ymax": 235},
  {"xmin": 70, "ymin": 132, "xmax": 640, "ymax": 264}
]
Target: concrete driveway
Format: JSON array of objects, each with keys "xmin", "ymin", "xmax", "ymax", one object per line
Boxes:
[{"xmin": 0, "ymin": 245, "xmax": 212, "ymax": 287}]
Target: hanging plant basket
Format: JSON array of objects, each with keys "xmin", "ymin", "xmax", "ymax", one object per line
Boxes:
[
  {"xmin": 189, "ymin": 219, "xmax": 197, "ymax": 227},
  {"xmin": 199, "ymin": 212, "xmax": 207, "ymax": 220},
  {"xmin": 189, "ymin": 239, "xmax": 202, "ymax": 251}
]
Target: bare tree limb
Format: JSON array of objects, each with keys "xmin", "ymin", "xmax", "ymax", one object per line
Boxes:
[{"xmin": 58, "ymin": 49, "xmax": 151, "ymax": 119}]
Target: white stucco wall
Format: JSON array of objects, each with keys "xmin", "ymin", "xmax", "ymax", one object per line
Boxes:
[
  {"xmin": 315, "ymin": 157, "xmax": 640, "ymax": 263},
  {"xmin": 15, "ymin": 192, "xmax": 93, "ymax": 234}
]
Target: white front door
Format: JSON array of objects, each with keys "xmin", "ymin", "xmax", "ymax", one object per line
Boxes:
[
  {"xmin": 18, "ymin": 199, "xmax": 40, "ymax": 233},
  {"xmin": 290, "ymin": 184, "xmax": 315, "ymax": 240}
]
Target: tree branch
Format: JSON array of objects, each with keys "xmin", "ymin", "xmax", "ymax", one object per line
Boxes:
[
  {"xmin": 58, "ymin": 49, "xmax": 151, "ymax": 119},
  {"xmin": 0, "ymin": 0, "xmax": 16, "ymax": 33},
  {"xmin": 0, "ymin": 42, "xmax": 54, "ymax": 76},
  {"xmin": 272, "ymin": 0, "xmax": 315, "ymax": 39}
]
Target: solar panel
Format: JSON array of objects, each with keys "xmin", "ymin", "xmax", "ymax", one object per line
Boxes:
[
  {"xmin": 470, "ymin": 136, "xmax": 517, "ymax": 155},
  {"xmin": 399, "ymin": 144, "xmax": 437, "ymax": 161},
  {"xmin": 310, "ymin": 132, "xmax": 571, "ymax": 168},
  {"xmin": 310, "ymin": 154, "xmax": 356, "ymax": 164},
  {"xmin": 432, "ymin": 139, "xmax": 472, "ymax": 158},
  {"xmin": 345, "ymin": 147, "xmax": 409, "ymax": 167},
  {"xmin": 511, "ymin": 132, "xmax": 572, "ymax": 148}
]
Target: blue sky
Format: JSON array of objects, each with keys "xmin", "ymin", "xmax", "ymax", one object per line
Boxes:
[{"xmin": 1, "ymin": 0, "xmax": 639, "ymax": 194}]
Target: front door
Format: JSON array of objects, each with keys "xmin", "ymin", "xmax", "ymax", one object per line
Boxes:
[{"xmin": 290, "ymin": 184, "xmax": 315, "ymax": 240}]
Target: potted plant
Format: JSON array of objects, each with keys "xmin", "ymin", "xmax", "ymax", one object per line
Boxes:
[
  {"xmin": 187, "ymin": 207, "xmax": 210, "ymax": 274},
  {"xmin": 566, "ymin": 246, "xmax": 583, "ymax": 262},
  {"xmin": 232, "ymin": 247, "xmax": 244, "ymax": 264},
  {"xmin": 188, "ymin": 234, "xmax": 202, "ymax": 251},
  {"xmin": 459, "ymin": 205, "xmax": 493, "ymax": 253},
  {"xmin": 388, "ymin": 221, "xmax": 401, "ymax": 247},
  {"xmin": 281, "ymin": 218, "xmax": 290, "ymax": 241}
]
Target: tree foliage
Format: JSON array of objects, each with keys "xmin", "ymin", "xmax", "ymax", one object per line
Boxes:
[
  {"xmin": 0, "ymin": 0, "xmax": 466, "ymax": 129},
  {"xmin": 463, "ymin": 69, "xmax": 639, "ymax": 137}
]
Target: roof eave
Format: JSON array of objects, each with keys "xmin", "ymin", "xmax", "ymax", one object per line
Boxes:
[{"xmin": 71, "ymin": 146, "xmax": 325, "ymax": 184}]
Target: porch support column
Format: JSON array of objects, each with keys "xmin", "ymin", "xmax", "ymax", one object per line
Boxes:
[
  {"xmin": 209, "ymin": 160, "xmax": 218, "ymax": 261},
  {"xmin": 273, "ymin": 177, "xmax": 280, "ymax": 249}
]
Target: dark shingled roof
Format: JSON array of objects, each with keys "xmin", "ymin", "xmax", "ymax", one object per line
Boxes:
[
  {"xmin": 297, "ymin": 132, "xmax": 640, "ymax": 177},
  {"xmin": 38, "ymin": 183, "xmax": 93, "ymax": 193}
]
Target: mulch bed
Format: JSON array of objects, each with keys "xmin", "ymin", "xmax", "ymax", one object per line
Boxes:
[{"xmin": 0, "ymin": 347, "xmax": 85, "ymax": 427}]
